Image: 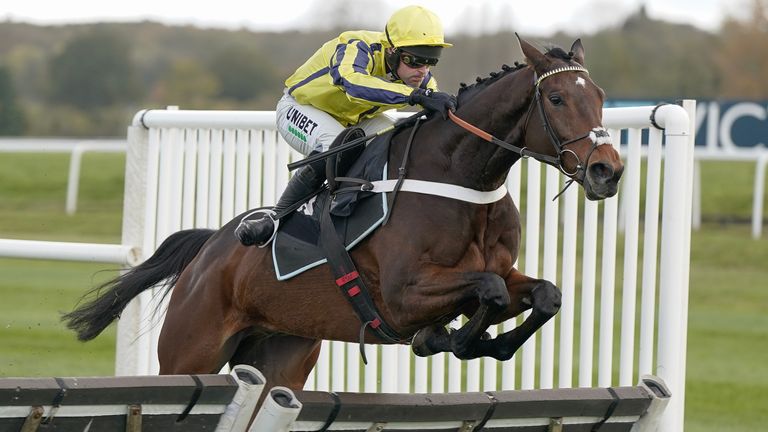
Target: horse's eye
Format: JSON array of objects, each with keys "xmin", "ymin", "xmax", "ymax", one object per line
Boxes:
[{"xmin": 549, "ymin": 94, "xmax": 563, "ymax": 106}]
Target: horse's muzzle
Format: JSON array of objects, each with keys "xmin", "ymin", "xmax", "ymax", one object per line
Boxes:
[{"xmin": 584, "ymin": 161, "xmax": 623, "ymax": 200}]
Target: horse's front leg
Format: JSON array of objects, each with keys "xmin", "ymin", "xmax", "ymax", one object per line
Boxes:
[
  {"xmin": 410, "ymin": 271, "xmax": 510, "ymax": 359},
  {"xmin": 471, "ymin": 268, "xmax": 562, "ymax": 361}
]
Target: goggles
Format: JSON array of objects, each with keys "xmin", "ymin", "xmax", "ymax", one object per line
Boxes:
[{"xmin": 400, "ymin": 50, "xmax": 439, "ymax": 68}]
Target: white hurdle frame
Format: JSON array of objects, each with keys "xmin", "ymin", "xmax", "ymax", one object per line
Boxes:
[{"xmin": 119, "ymin": 103, "xmax": 693, "ymax": 432}]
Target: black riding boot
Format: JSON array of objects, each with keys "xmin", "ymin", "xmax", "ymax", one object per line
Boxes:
[{"xmin": 235, "ymin": 161, "xmax": 326, "ymax": 247}]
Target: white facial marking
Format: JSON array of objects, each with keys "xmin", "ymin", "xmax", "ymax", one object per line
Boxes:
[
  {"xmin": 588, "ymin": 127, "xmax": 612, "ymax": 146},
  {"xmin": 575, "ymin": 76, "xmax": 586, "ymax": 87}
]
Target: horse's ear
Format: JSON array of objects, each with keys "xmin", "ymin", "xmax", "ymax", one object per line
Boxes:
[
  {"xmin": 516, "ymin": 33, "xmax": 547, "ymax": 70},
  {"xmin": 570, "ymin": 39, "xmax": 585, "ymax": 66}
]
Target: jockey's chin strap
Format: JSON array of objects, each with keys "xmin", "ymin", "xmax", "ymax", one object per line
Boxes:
[{"xmin": 447, "ymin": 65, "xmax": 600, "ymax": 200}]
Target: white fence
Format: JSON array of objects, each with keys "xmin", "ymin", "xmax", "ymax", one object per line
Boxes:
[
  {"xmin": 2, "ymin": 126, "xmax": 762, "ymax": 236},
  {"xmin": 0, "ymin": 138, "xmax": 127, "ymax": 216},
  {"xmin": 105, "ymin": 103, "xmax": 692, "ymax": 431},
  {"xmin": 691, "ymin": 149, "xmax": 768, "ymax": 238},
  {"xmin": 0, "ymin": 138, "xmax": 138, "ymax": 265}
]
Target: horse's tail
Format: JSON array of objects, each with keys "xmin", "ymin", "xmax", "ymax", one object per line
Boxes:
[{"xmin": 63, "ymin": 228, "xmax": 216, "ymax": 341}]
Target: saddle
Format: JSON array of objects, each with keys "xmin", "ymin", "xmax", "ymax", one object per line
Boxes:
[{"xmin": 271, "ymin": 129, "xmax": 394, "ymax": 280}]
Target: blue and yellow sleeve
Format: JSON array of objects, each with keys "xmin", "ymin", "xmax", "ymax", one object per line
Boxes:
[{"xmin": 330, "ymin": 41, "xmax": 414, "ymax": 107}]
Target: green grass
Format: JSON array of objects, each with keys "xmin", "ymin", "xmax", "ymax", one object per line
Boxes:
[
  {"xmin": 0, "ymin": 154, "xmax": 766, "ymax": 431},
  {"xmin": 0, "ymin": 152, "xmax": 124, "ymax": 376},
  {"xmin": 0, "ymin": 258, "xmax": 118, "ymax": 376},
  {"xmin": 698, "ymin": 161, "xmax": 765, "ymax": 221},
  {"xmin": 0, "ymin": 152, "xmax": 124, "ymax": 242},
  {"xmin": 684, "ymin": 225, "xmax": 768, "ymax": 431}
]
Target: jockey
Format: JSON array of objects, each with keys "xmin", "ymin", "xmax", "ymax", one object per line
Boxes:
[{"xmin": 236, "ymin": 5, "xmax": 456, "ymax": 247}]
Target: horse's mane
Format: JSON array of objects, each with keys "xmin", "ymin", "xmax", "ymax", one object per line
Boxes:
[
  {"xmin": 456, "ymin": 62, "xmax": 526, "ymax": 104},
  {"xmin": 455, "ymin": 45, "xmax": 577, "ymax": 106}
]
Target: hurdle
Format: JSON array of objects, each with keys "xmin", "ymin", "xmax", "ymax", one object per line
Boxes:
[
  {"xmin": 0, "ymin": 369, "xmax": 668, "ymax": 431},
  {"xmin": 0, "ymin": 365, "xmax": 265, "ymax": 432}
]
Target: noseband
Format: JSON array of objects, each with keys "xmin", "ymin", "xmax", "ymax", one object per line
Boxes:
[
  {"xmin": 528, "ymin": 66, "xmax": 598, "ymax": 178},
  {"xmin": 449, "ymin": 64, "xmax": 607, "ymax": 182}
]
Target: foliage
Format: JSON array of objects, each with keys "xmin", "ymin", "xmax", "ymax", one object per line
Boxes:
[
  {"xmin": 207, "ymin": 44, "xmax": 282, "ymax": 102},
  {"xmin": 716, "ymin": 0, "xmax": 768, "ymax": 98},
  {"xmin": 0, "ymin": 65, "xmax": 25, "ymax": 134},
  {"xmin": 21, "ymin": 102, "xmax": 135, "ymax": 137},
  {"xmin": 150, "ymin": 58, "xmax": 220, "ymax": 108},
  {"xmin": 48, "ymin": 28, "xmax": 141, "ymax": 109},
  {"xmin": 0, "ymin": 5, "xmax": 766, "ymax": 136}
]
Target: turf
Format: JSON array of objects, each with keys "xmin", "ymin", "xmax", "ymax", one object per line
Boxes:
[
  {"xmin": 0, "ymin": 152, "xmax": 124, "ymax": 376},
  {"xmin": 0, "ymin": 258, "xmax": 118, "ymax": 376}
]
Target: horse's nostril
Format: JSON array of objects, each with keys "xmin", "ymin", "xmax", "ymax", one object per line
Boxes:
[
  {"xmin": 614, "ymin": 165, "xmax": 624, "ymax": 181},
  {"xmin": 588, "ymin": 162, "xmax": 614, "ymax": 183}
]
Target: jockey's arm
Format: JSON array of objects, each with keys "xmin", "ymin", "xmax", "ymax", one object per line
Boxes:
[{"xmin": 330, "ymin": 41, "xmax": 438, "ymax": 108}]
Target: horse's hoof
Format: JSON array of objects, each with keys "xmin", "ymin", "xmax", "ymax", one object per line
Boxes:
[{"xmin": 411, "ymin": 329, "xmax": 437, "ymax": 357}]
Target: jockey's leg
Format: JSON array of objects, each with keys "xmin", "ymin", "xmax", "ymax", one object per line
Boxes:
[
  {"xmin": 235, "ymin": 91, "xmax": 341, "ymax": 247},
  {"xmin": 235, "ymin": 154, "xmax": 326, "ymax": 247},
  {"xmin": 356, "ymin": 111, "xmax": 397, "ymax": 136}
]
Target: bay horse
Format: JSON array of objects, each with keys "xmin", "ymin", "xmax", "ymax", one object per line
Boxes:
[{"xmin": 64, "ymin": 36, "xmax": 623, "ymax": 392}]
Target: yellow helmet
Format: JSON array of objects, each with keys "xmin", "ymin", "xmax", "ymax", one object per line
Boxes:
[{"xmin": 385, "ymin": 5, "xmax": 452, "ymax": 49}]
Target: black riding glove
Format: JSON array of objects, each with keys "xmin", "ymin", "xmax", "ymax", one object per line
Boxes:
[{"xmin": 408, "ymin": 88, "xmax": 457, "ymax": 120}]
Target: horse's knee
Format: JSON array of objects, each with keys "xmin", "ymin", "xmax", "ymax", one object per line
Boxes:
[
  {"xmin": 475, "ymin": 273, "xmax": 511, "ymax": 310},
  {"xmin": 532, "ymin": 282, "xmax": 561, "ymax": 318}
]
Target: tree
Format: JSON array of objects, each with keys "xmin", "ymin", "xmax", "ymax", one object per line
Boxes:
[
  {"xmin": 208, "ymin": 45, "xmax": 282, "ymax": 102},
  {"xmin": 0, "ymin": 66, "xmax": 25, "ymax": 135},
  {"xmin": 48, "ymin": 29, "xmax": 140, "ymax": 109},
  {"xmin": 717, "ymin": 0, "xmax": 768, "ymax": 98},
  {"xmin": 151, "ymin": 58, "xmax": 220, "ymax": 108}
]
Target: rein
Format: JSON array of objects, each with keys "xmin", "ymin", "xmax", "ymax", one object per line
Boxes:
[
  {"xmin": 449, "ymin": 65, "xmax": 598, "ymax": 184},
  {"xmin": 447, "ymin": 111, "xmax": 560, "ymax": 167}
]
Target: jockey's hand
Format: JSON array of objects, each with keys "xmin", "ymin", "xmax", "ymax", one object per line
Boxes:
[{"xmin": 408, "ymin": 89, "xmax": 457, "ymax": 120}]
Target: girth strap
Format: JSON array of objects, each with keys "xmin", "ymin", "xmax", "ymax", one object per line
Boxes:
[{"xmin": 318, "ymin": 193, "xmax": 404, "ymax": 361}]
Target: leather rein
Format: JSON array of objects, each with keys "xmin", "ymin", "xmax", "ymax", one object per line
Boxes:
[{"xmin": 448, "ymin": 65, "xmax": 599, "ymax": 184}]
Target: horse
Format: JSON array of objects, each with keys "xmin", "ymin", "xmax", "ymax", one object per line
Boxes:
[{"xmin": 63, "ymin": 36, "xmax": 623, "ymax": 393}]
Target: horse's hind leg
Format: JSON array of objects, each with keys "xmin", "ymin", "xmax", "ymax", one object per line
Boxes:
[
  {"xmin": 157, "ymin": 273, "xmax": 242, "ymax": 374},
  {"xmin": 230, "ymin": 333, "xmax": 321, "ymax": 391},
  {"xmin": 157, "ymin": 306, "xmax": 235, "ymax": 375}
]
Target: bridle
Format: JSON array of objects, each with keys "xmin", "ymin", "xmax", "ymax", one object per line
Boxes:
[{"xmin": 449, "ymin": 64, "xmax": 606, "ymax": 183}]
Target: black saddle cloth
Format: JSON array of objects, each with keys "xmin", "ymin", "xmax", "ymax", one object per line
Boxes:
[{"xmin": 272, "ymin": 131, "xmax": 393, "ymax": 280}]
